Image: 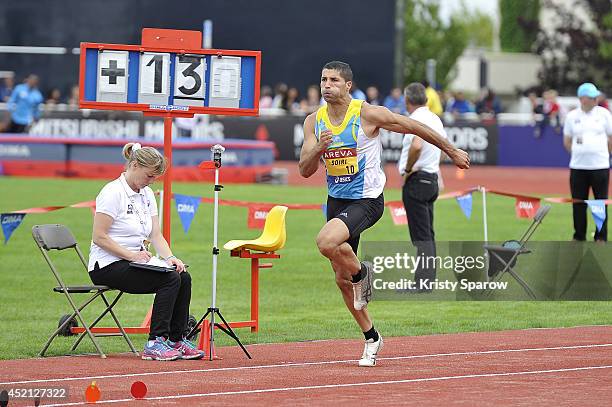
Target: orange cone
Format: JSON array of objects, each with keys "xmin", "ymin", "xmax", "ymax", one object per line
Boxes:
[{"xmin": 85, "ymin": 381, "xmax": 101, "ymax": 403}]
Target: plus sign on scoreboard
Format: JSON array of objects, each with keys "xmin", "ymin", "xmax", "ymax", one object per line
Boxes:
[{"xmin": 79, "ymin": 29, "xmax": 261, "ymax": 116}]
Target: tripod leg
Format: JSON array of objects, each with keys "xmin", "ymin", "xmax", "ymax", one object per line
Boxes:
[
  {"xmin": 214, "ymin": 309, "xmax": 252, "ymax": 359},
  {"xmin": 186, "ymin": 309, "xmax": 212, "ymax": 341}
]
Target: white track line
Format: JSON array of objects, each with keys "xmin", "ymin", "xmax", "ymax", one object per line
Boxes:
[
  {"xmin": 1, "ymin": 343, "xmax": 611, "ymax": 386},
  {"xmin": 40, "ymin": 364, "xmax": 612, "ymax": 406}
]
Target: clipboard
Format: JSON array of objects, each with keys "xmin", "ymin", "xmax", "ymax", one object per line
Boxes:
[{"xmin": 129, "ymin": 262, "xmax": 189, "ymax": 273}]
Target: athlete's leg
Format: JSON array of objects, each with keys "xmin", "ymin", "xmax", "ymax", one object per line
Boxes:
[{"xmin": 316, "ymin": 219, "xmax": 372, "ymax": 331}]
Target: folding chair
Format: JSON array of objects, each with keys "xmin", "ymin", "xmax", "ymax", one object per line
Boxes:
[
  {"xmin": 32, "ymin": 224, "xmax": 138, "ymax": 358},
  {"xmin": 483, "ymin": 205, "xmax": 552, "ymax": 299}
]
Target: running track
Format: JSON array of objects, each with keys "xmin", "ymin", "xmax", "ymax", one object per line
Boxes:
[{"xmin": 1, "ymin": 326, "xmax": 611, "ymax": 406}]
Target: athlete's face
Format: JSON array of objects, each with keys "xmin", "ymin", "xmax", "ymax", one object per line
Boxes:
[{"xmin": 320, "ymin": 69, "xmax": 351, "ymax": 103}]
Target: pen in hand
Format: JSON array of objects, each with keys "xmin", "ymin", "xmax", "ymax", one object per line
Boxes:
[{"xmin": 132, "ymin": 245, "xmax": 152, "ymax": 263}]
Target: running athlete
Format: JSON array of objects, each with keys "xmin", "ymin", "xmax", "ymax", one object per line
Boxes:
[{"xmin": 299, "ymin": 61, "xmax": 469, "ymax": 367}]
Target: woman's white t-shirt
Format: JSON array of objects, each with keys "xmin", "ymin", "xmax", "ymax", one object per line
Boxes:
[{"xmin": 88, "ymin": 173, "xmax": 158, "ymax": 271}]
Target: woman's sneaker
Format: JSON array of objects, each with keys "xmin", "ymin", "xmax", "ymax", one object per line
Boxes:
[
  {"xmin": 142, "ymin": 337, "xmax": 181, "ymax": 361},
  {"xmin": 168, "ymin": 338, "xmax": 205, "ymax": 360}
]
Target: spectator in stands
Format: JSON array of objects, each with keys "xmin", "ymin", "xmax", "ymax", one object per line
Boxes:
[
  {"xmin": 366, "ymin": 86, "xmax": 381, "ymax": 105},
  {"xmin": 351, "ymin": 81, "xmax": 367, "ymax": 100},
  {"xmin": 67, "ymin": 85, "xmax": 79, "ymax": 108},
  {"xmin": 383, "ymin": 87, "xmax": 406, "ymax": 114},
  {"xmin": 448, "ymin": 91, "xmax": 474, "ymax": 118},
  {"xmin": 0, "ymin": 75, "xmax": 14, "ymax": 103},
  {"xmin": 45, "ymin": 88, "xmax": 62, "ymax": 105},
  {"xmin": 422, "ymin": 80, "xmax": 443, "ymax": 116},
  {"xmin": 272, "ymin": 82, "xmax": 288, "ymax": 109},
  {"xmin": 475, "ymin": 87, "xmax": 502, "ymax": 119},
  {"xmin": 259, "ymin": 85, "xmax": 273, "ymax": 108},
  {"xmin": 543, "ymin": 89, "xmax": 561, "ymax": 134},
  {"xmin": 442, "ymin": 90, "xmax": 455, "ymax": 113},
  {"xmin": 529, "ymin": 91, "xmax": 546, "ymax": 138},
  {"xmin": 284, "ymin": 87, "xmax": 302, "ymax": 114},
  {"xmin": 300, "ymin": 85, "xmax": 322, "ymax": 114},
  {"xmin": 6, "ymin": 74, "xmax": 43, "ymax": 133}
]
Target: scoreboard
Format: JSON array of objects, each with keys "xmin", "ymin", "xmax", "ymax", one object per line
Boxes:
[{"xmin": 79, "ymin": 29, "xmax": 261, "ymax": 117}]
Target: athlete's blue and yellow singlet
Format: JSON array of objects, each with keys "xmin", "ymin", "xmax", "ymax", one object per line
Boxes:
[{"xmin": 315, "ymin": 99, "xmax": 385, "ymax": 199}]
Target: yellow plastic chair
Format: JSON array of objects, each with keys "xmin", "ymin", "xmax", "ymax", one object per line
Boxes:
[
  {"xmin": 224, "ymin": 205, "xmax": 288, "ymax": 252},
  {"xmin": 222, "ymin": 205, "xmax": 288, "ymax": 333}
]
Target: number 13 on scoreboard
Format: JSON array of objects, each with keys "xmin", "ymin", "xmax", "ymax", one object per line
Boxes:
[{"xmin": 137, "ymin": 52, "xmax": 207, "ymax": 107}]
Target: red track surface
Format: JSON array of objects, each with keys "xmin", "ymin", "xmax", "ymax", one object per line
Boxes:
[
  {"xmin": 277, "ymin": 161, "xmax": 611, "ymax": 195},
  {"xmin": 1, "ymin": 326, "xmax": 611, "ymax": 406}
]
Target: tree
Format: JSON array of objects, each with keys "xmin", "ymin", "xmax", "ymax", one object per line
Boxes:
[
  {"xmin": 535, "ymin": 0, "xmax": 612, "ymax": 93},
  {"xmin": 499, "ymin": 0, "xmax": 540, "ymax": 52},
  {"xmin": 403, "ymin": 0, "xmax": 468, "ymax": 89},
  {"xmin": 455, "ymin": 6, "xmax": 495, "ymax": 49}
]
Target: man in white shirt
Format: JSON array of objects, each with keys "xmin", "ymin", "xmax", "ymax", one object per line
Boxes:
[
  {"xmin": 563, "ymin": 82, "xmax": 612, "ymax": 241},
  {"xmin": 398, "ymin": 82, "xmax": 448, "ymax": 287}
]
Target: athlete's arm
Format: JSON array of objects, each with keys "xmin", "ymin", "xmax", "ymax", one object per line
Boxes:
[
  {"xmin": 299, "ymin": 113, "xmax": 332, "ymax": 178},
  {"xmin": 361, "ymin": 103, "xmax": 470, "ymax": 169}
]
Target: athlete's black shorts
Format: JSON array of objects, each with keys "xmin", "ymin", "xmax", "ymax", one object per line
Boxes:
[{"xmin": 326, "ymin": 193, "xmax": 384, "ymax": 254}]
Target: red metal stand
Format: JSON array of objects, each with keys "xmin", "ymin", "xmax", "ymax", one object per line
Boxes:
[{"xmin": 196, "ymin": 248, "xmax": 280, "ymax": 354}]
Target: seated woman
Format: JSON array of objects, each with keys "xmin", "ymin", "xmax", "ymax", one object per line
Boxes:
[{"xmin": 88, "ymin": 142, "xmax": 204, "ymax": 361}]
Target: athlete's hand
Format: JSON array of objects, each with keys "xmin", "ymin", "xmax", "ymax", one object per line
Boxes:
[
  {"xmin": 317, "ymin": 130, "xmax": 334, "ymax": 153},
  {"xmin": 449, "ymin": 148, "xmax": 470, "ymax": 169}
]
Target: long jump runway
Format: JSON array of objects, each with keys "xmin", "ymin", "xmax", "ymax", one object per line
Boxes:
[{"xmin": 1, "ymin": 326, "xmax": 610, "ymax": 406}]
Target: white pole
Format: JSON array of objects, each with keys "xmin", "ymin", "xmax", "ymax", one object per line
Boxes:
[
  {"xmin": 211, "ymin": 167, "xmax": 219, "ymax": 309},
  {"xmin": 481, "ymin": 186, "xmax": 488, "ymax": 243}
]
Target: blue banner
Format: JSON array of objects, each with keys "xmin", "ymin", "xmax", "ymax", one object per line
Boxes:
[
  {"xmin": 456, "ymin": 193, "xmax": 473, "ymax": 219},
  {"xmin": 1, "ymin": 213, "xmax": 26, "ymax": 244},
  {"xmin": 174, "ymin": 194, "xmax": 201, "ymax": 234},
  {"xmin": 585, "ymin": 200, "xmax": 607, "ymax": 232}
]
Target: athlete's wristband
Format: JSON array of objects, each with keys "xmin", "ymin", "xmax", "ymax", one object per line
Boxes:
[{"xmin": 164, "ymin": 255, "xmax": 176, "ymax": 261}]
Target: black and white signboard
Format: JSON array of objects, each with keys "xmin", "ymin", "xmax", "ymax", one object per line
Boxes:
[
  {"xmin": 209, "ymin": 56, "xmax": 241, "ymax": 108},
  {"xmin": 173, "ymin": 55, "xmax": 206, "ymax": 107},
  {"xmin": 138, "ymin": 52, "xmax": 171, "ymax": 105},
  {"xmin": 96, "ymin": 50, "xmax": 128, "ymax": 103}
]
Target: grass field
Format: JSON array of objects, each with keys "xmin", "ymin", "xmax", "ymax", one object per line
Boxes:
[{"xmin": 0, "ymin": 176, "xmax": 609, "ymax": 360}]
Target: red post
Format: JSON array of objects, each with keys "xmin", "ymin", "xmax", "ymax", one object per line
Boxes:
[
  {"xmin": 162, "ymin": 116, "xmax": 172, "ymax": 243},
  {"xmin": 251, "ymin": 258, "xmax": 259, "ymax": 332},
  {"xmin": 198, "ymin": 319, "xmax": 209, "ymax": 351}
]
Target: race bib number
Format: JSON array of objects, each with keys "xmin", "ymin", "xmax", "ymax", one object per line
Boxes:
[{"xmin": 324, "ymin": 148, "xmax": 358, "ymax": 178}]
